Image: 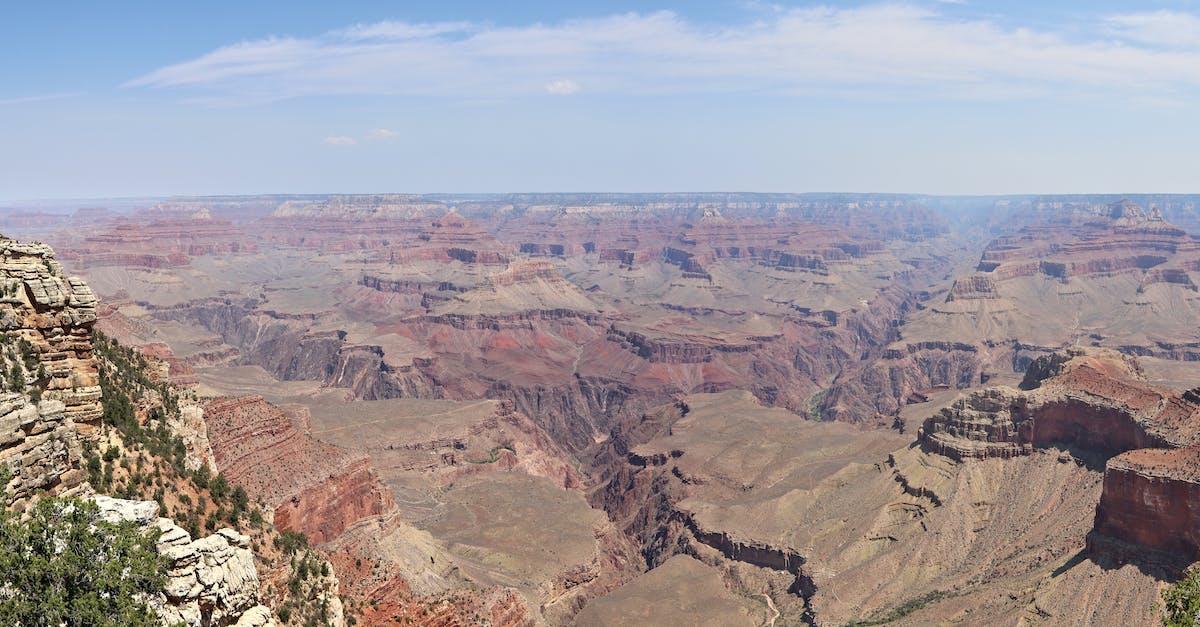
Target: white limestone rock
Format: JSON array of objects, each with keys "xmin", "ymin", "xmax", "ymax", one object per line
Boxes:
[{"xmin": 91, "ymin": 497, "xmax": 276, "ymax": 627}]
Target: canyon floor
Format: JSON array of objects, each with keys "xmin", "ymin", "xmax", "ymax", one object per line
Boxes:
[{"xmin": 14, "ymin": 192, "xmax": 1200, "ymax": 625}]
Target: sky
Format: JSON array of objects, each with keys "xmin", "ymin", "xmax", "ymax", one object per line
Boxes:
[{"xmin": 3, "ymin": 0, "xmax": 1200, "ymax": 200}]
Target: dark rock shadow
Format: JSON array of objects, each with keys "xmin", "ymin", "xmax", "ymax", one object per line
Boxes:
[{"xmin": 1062, "ymin": 533, "xmax": 1197, "ymax": 581}]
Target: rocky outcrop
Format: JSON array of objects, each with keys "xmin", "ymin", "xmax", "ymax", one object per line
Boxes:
[
  {"xmin": 168, "ymin": 402, "xmax": 218, "ymax": 472},
  {"xmin": 1093, "ymin": 447, "xmax": 1200, "ymax": 561},
  {"xmin": 0, "ymin": 238, "xmax": 101, "ymax": 432},
  {"xmin": 203, "ymin": 396, "xmax": 393, "ymax": 545},
  {"xmin": 92, "ymin": 496, "xmax": 276, "ymax": 627},
  {"xmin": 915, "ymin": 347, "xmax": 1200, "ymax": 567},
  {"xmin": 919, "ymin": 348, "xmax": 1197, "ymax": 460},
  {"xmin": 0, "ymin": 237, "xmax": 102, "ymax": 507},
  {"xmin": 0, "ymin": 396, "xmax": 88, "ymax": 507},
  {"xmin": 945, "ymin": 273, "xmax": 999, "ymax": 301}
]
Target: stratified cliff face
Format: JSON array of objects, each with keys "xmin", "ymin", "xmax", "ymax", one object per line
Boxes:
[
  {"xmin": 0, "ymin": 237, "xmax": 101, "ymax": 505},
  {"xmin": 202, "ymin": 396, "xmax": 392, "ymax": 545},
  {"xmin": 0, "ymin": 395, "xmax": 89, "ymax": 506},
  {"xmin": 915, "ymin": 347, "xmax": 1200, "ymax": 574},
  {"xmin": 833, "ymin": 199, "xmax": 1200, "ymax": 425},
  {"xmin": 919, "ymin": 347, "xmax": 1199, "ymax": 460},
  {"xmin": 0, "ymin": 238, "xmax": 101, "ymax": 431},
  {"xmin": 1093, "ymin": 447, "xmax": 1200, "ymax": 561}
]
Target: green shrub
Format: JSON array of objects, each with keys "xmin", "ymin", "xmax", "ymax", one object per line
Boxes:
[
  {"xmin": 1164, "ymin": 567, "xmax": 1200, "ymax": 626},
  {"xmin": 0, "ymin": 496, "xmax": 167, "ymax": 625}
]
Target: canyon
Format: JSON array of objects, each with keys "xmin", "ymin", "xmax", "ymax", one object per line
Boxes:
[{"xmin": 5, "ymin": 192, "xmax": 1200, "ymax": 624}]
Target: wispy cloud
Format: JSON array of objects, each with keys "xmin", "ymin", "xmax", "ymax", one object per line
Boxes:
[
  {"xmin": 322, "ymin": 135, "xmax": 357, "ymax": 145},
  {"xmin": 0, "ymin": 92, "xmax": 83, "ymax": 106},
  {"xmin": 544, "ymin": 79, "xmax": 580, "ymax": 95},
  {"xmin": 1106, "ymin": 10, "xmax": 1200, "ymax": 49},
  {"xmin": 126, "ymin": 5, "xmax": 1200, "ymax": 104},
  {"xmin": 366, "ymin": 128, "xmax": 399, "ymax": 140},
  {"xmin": 335, "ymin": 21, "xmax": 474, "ymax": 41}
]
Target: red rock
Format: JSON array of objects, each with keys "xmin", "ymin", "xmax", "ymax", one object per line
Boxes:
[
  {"xmin": 1093, "ymin": 447, "xmax": 1200, "ymax": 560},
  {"xmin": 202, "ymin": 395, "xmax": 393, "ymax": 544},
  {"xmin": 919, "ymin": 348, "xmax": 1200, "ymax": 460}
]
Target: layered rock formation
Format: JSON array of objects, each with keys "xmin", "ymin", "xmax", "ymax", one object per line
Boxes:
[
  {"xmin": 0, "ymin": 238, "xmax": 101, "ymax": 430},
  {"xmin": 919, "ymin": 348, "xmax": 1200, "ymax": 460},
  {"xmin": 202, "ymin": 395, "xmax": 392, "ymax": 544},
  {"xmin": 828, "ymin": 199, "xmax": 1200, "ymax": 424},
  {"xmin": 0, "ymin": 395, "xmax": 88, "ymax": 506},
  {"xmin": 1094, "ymin": 447, "xmax": 1200, "ymax": 561},
  {"xmin": 918, "ymin": 347, "xmax": 1200, "ymax": 573},
  {"xmin": 0, "ymin": 237, "xmax": 102, "ymax": 505}
]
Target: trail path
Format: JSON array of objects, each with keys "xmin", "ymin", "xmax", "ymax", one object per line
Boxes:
[{"xmin": 762, "ymin": 594, "xmax": 779, "ymax": 626}]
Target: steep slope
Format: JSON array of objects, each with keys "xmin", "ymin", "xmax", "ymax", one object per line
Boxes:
[
  {"xmin": 201, "ymin": 395, "xmax": 392, "ymax": 544},
  {"xmin": 594, "ymin": 350, "xmax": 1197, "ymax": 625}
]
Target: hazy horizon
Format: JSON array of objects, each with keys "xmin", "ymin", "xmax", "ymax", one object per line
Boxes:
[{"xmin": 7, "ymin": 190, "xmax": 1200, "ymax": 207}]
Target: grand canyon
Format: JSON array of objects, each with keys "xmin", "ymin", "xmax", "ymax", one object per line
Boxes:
[{"xmin": 2, "ymin": 192, "xmax": 1200, "ymax": 624}]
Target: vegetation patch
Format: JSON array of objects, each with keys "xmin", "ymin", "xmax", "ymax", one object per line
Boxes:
[
  {"xmin": 846, "ymin": 589, "xmax": 957, "ymax": 626},
  {"xmin": 466, "ymin": 445, "xmax": 516, "ymax": 464},
  {"xmin": 0, "ymin": 469, "xmax": 167, "ymax": 626}
]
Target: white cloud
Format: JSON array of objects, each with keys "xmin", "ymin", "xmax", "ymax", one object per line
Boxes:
[
  {"xmin": 366, "ymin": 128, "xmax": 399, "ymax": 140},
  {"xmin": 336, "ymin": 21, "xmax": 473, "ymax": 41},
  {"xmin": 126, "ymin": 5, "xmax": 1200, "ymax": 104},
  {"xmin": 544, "ymin": 79, "xmax": 580, "ymax": 95},
  {"xmin": 322, "ymin": 135, "xmax": 357, "ymax": 145},
  {"xmin": 1106, "ymin": 10, "xmax": 1200, "ymax": 49}
]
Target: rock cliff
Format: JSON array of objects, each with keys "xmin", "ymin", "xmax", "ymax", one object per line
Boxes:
[
  {"xmin": 0, "ymin": 237, "xmax": 101, "ymax": 432},
  {"xmin": 918, "ymin": 347, "xmax": 1200, "ymax": 575},
  {"xmin": 919, "ymin": 347, "xmax": 1200, "ymax": 460},
  {"xmin": 0, "ymin": 237, "xmax": 102, "ymax": 506},
  {"xmin": 202, "ymin": 395, "xmax": 393, "ymax": 544}
]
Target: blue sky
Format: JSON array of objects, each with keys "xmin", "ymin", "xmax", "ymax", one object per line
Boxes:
[{"xmin": 4, "ymin": 1, "xmax": 1200, "ymax": 200}]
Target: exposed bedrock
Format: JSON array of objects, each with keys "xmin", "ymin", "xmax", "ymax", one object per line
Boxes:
[
  {"xmin": 202, "ymin": 395, "xmax": 393, "ymax": 544},
  {"xmin": 1093, "ymin": 447, "xmax": 1200, "ymax": 562},
  {"xmin": 678, "ymin": 510, "xmax": 807, "ymax": 583},
  {"xmin": 93, "ymin": 496, "xmax": 276, "ymax": 627},
  {"xmin": 918, "ymin": 348, "xmax": 1193, "ymax": 461},
  {"xmin": 917, "ymin": 347, "xmax": 1200, "ymax": 569},
  {"xmin": 0, "ymin": 237, "xmax": 104, "ymax": 505},
  {"xmin": 151, "ymin": 299, "xmax": 440, "ymax": 399},
  {"xmin": 945, "ymin": 273, "xmax": 999, "ymax": 301}
]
